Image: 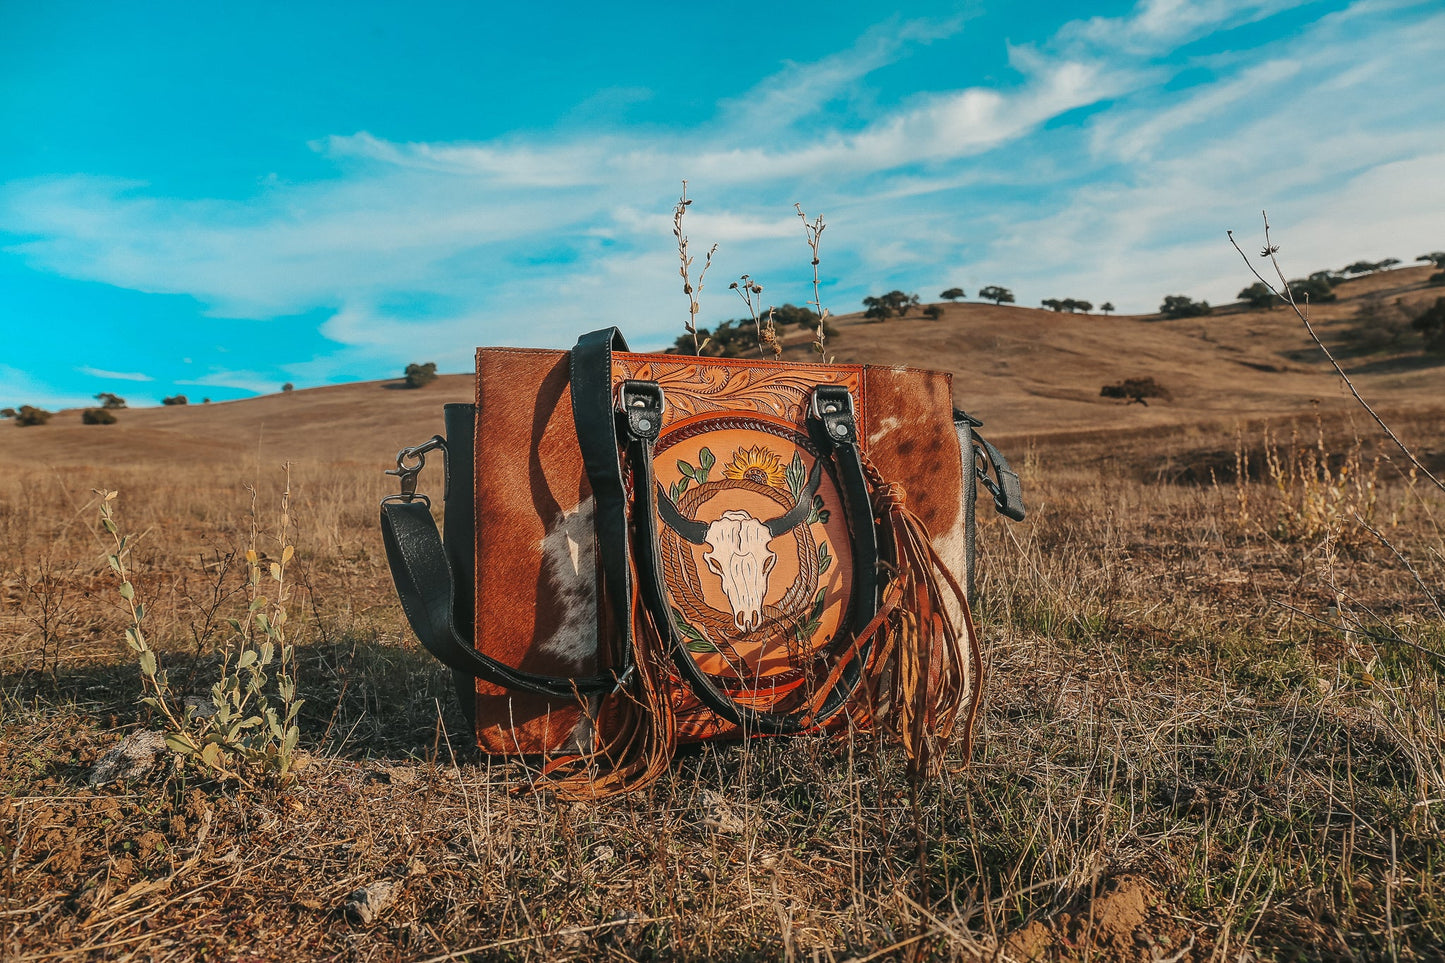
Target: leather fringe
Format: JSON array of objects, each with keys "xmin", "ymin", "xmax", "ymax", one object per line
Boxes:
[
  {"xmin": 535, "ymin": 577, "xmax": 678, "ymax": 798},
  {"xmin": 861, "ymin": 453, "xmax": 984, "ymax": 781}
]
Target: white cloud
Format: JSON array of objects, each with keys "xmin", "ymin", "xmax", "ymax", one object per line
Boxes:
[
  {"xmin": 2, "ymin": 0, "xmax": 1441, "ymax": 379},
  {"xmin": 77, "ymin": 366, "xmax": 155, "ymax": 382}
]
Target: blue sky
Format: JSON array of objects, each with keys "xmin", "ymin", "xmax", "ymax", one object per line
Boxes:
[{"xmin": 2, "ymin": 0, "xmax": 1442, "ymax": 408}]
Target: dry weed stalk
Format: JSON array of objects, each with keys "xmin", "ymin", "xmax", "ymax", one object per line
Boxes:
[
  {"xmin": 1230, "ymin": 417, "xmax": 1381, "ymax": 544},
  {"xmin": 795, "ymin": 203, "xmax": 832, "ymax": 360},
  {"xmin": 673, "ymin": 181, "xmax": 718, "ymax": 355},
  {"xmin": 729, "ymin": 273, "xmax": 781, "ymax": 360}
]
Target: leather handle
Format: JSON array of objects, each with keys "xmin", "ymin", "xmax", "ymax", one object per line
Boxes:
[{"xmin": 568, "ymin": 329, "xmax": 882, "ymax": 734}]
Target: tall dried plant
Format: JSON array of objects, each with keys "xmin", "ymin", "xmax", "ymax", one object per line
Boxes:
[
  {"xmin": 673, "ymin": 181, "xmax": 718, "ymax": 355},
  {"xmin": 795, "ymin": 204, "xmax": 832, "ymax": 361}
]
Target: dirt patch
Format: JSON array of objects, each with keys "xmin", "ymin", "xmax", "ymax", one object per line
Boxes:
[{"xmin": 1003, "ymin": 876, "xmax": 1197, "ymax": 962}]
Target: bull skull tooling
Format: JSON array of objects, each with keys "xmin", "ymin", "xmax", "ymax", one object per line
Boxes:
[{"xmin": 656, "ymin": 459, "xmax": 823, "ymax": 632}]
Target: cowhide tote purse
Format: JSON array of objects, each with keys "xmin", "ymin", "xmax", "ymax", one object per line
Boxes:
[{"xmin": 380, "ymin": 328, "xmax": 1024, "ymax": 795}]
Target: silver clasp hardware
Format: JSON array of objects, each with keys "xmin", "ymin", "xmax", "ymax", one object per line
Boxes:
[
  {"xmin": 383, "ymin": 435, "xmax": 446, "ymax": 508},
  {"xmin": 808, "ymin": 386, "xmax": 855, "ymax": 420}
]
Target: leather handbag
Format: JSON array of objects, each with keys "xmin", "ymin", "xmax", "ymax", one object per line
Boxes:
[{"xmin": 380, "ymin": 328, "xmax": 1023, "ymax": 794}]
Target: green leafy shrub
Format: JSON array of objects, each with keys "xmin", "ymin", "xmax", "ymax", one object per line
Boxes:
[
  {"xmin": 14, "ymin": 405, "xmax": 51, "ymax": 426},
  {"xmin": 94, "ymin": 392, "xmax": 127, "ymax": 409},
  {"xmin": 1285, "ymin": 277, "xmax": 1337, "ymax": 303},
  {"xmin": 1159, "ymin": 295, "xmax": 1211, "ymax": 319},
  {"xmin": 862, "ymin": 290, "xmax": 919, "ymax": 320},
  {"xmin": 770, "ymin": 303, "xmax": 819, "ymax": 327},
  {"xmin": 82, "ymin": 408, "xmax": 117, "ymax": 425},
  {"xmin": 923, "ymin": 304, "xmax": 943, "ymax": 320},
  {"xmin": 162, "ymin": 395, "xmax": 188, "ymax": 406},
  {"xmin": 404, "ymin": 362, "xmax": 438, "ymax": 388},
  {"xmin": 1239, "ymin": 282, "xmax": 1275, "ymax": 309},
  {"xmin": 1101, "ymin": 377, "xmax": 1171, "ymax": 406},
  {"xmin": 940, "ymin": 287, "xmax": 965, "ymax": 301}
]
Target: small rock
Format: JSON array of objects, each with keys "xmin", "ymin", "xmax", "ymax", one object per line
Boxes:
[
  {"xmin": 405, "ymin": 856, "xmax": 427, "ymax": 877},
  {"xmin": 698, "ymin": 789, "xmax": 745, "ymax": 834},
  {"xmin": 365, "ymin": 765, "xmax": 418, "ymax": 786},
  {"xmin": 88, "ymin": 730, "xmax": 167, "ymax": 786},
  {"xmin": 343, "ymin": 880, "xmax": 395, "ymax": 924},
  {"xmin": 593, "ymin": 844, "xmax": 615, "ymax": 863}
]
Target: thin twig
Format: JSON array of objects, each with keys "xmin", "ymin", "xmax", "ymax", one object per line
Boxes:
[
  {"xmin": 1227, "ymin": 213, "xmax": 1445, "ymax": 495},
  {"xmin": 1353, "ymin": 512, "xmax": 1445, "ymax": 622},
  {"xmin": 415, "ymin": 915, "xmax": 674, "ymax": 962},
  {"xmin": 1268, "ymin": 599, "xmax": 1445, "ymax": 661}
]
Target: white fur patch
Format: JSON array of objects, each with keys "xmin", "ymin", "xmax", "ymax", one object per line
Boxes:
[
  {"xmin": 868, "ymin": 415, "xmax": 901, "ymax": 446},
  {"xmin": 535, "ymin": 497, "xmax": 598, "ymax": 669}
]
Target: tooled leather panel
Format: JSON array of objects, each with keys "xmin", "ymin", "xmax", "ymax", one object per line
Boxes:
[
  {"xmin": 472, "ymin": 347, "xmax": 603, "ymax": 755},
  {"xmin": 652, "ymin": 414, "xmax": 856, "ymax": 686},
  {"xmin": 673, "ymin": 364, "xmax": 965, "ymax": 746},
  {"xmin": 612, "ymin": 353, "xmax": 865, "ymax": 430}
]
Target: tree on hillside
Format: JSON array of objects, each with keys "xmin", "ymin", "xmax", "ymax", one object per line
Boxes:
[
  {"xmin": 1285, "ymin": 277, "xmax": 1337, "ymax": 304},
  {"xmin": 770, "ymin": 303, "xmax": 818, "ymax": 327},
  {"xmin": 940, "ymin": 287, "xmax": 965, "ymax": 302},
  {"xmin": 0, "ymin": 408, "xmax": 14, "ymax": 419},
  {"xmin": 82, "ymin": 408, "xmax": 117, "ymax": 425},
  {"xmin": 1159, "ymin": 295, "xmax": 1211, "ymax": 319},
  {"xmin": 1072, "ymin": 299, "xmax": 1093, "ymax": 314},
  {"xmin": 281, "ymin": 382, "xmax": 294, "ymax": 393},
  {"xmin": 1413, "ymin": 297, "xmax": 1445, "ymax": 353},
  {"xmin": 1341, "ymin": 259, "xmax": 1399, "ymax": 277},
  {"xmin": 923, "ymin": 304, "xmax": 943, "ymax": 320},
  {"xmin": 862, "ymin": 290, "xmax": 920, "ymax": 320},
  {"xmin": 1417, "ymin": 252, "xmax": 1445, "ymax": 269},
  {"xmin": 1308, "ymin": 270, "xmax": 1344, "ymax": 288},
  {"xmin": 94, "ymin": 392, "xmax": 127, "ymax": 409},
  {"xmin": 161, "ymin": 394, "xmax": 188, "ymax": 406},
  {"xmin": 1041, "ymin": 298, "xmax": 1063, "ymax": 313},
  {"xmin": 978, "ymin": 285, "xmax": 1014, "ymax": 305},
  {"xmin": 1100, "ymin": 302, "xmax": 1115, "ymax": 315},
  {"xmin": 15, "ymin": 405, "xmax": 51, "ymax": 426},
  {"xmin": 1239, "ymin": 282, "xmax": 1275, "ymax": 309},
  {"xmin": 404, "ymin": 362, "xmax": 438, "ymax": 388}
]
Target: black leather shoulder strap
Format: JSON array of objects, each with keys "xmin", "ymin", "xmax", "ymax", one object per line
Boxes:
[{"xmin": 380, "ymin": 499, "xmax": 621, "ymax": 697}]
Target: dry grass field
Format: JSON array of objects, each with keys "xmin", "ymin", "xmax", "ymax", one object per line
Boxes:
[{"xmin": 2, "ymin": 266, "xmax": 1443, "ymax": 961}]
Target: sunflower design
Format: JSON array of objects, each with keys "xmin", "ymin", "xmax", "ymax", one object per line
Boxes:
[{"xmin": 722, "ymin": 445, "xmax": 787, "ymax": 489}]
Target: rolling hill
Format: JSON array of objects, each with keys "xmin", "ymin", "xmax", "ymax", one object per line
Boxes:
[{"xmin": 3, "ymin": 265, "xmax": 1440, "ymax": 472}]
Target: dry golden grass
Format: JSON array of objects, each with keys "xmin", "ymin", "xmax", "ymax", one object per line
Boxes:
[{"xmin": 2, "ymin": 277, "xmax": 1444, "ymax": 960}]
